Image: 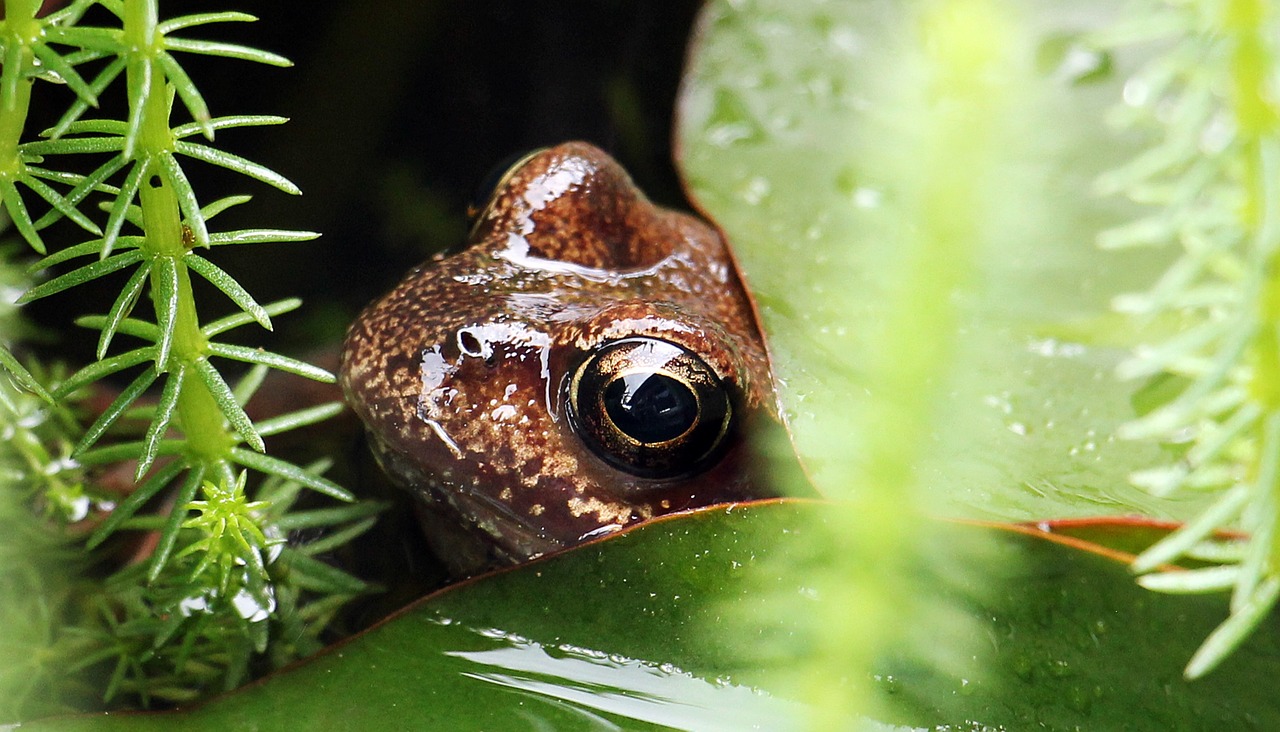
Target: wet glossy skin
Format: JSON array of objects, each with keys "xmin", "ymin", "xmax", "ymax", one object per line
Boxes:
[{"xmin": 341, "ymin": 142, "xmax": 778, "ymax": 574}]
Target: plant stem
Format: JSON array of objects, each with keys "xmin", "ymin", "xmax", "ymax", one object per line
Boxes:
[
  {"xmin": 0, "ymin": 1, "xmax": 39, "ymax": 174},
  {"xmin": 127, "ymin": 0, "xmax": 230, "ymax": 474}
]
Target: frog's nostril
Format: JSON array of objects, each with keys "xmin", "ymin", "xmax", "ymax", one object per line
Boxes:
[{"xmin": 458, "ymin": 330, "xmax": 483, "ymax": 356}]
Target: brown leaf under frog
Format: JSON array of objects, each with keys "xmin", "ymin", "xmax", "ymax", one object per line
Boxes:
[{"xmin": 341, "ymin": 142, "xmax": 783, "ymax": 575}]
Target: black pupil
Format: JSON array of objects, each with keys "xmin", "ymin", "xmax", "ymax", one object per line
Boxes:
[{"xmin": 603, "ymin": 372, "xmax": 697, "ymax": 443}]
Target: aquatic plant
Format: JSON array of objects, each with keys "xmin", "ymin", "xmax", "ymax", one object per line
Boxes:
[
  {"xmin": 1097, "ymin": 0, "xmax": 1280, "ymax": 678},
  {"xmin": 0, "ymin": 0, "xmax": 377, "ymax": 713}
]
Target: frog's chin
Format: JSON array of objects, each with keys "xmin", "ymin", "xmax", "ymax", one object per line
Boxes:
[
  {"xmin": 367, "ymin": 437, "xmax": 562, "ymax": 576},
  {"xmin": 410, "ymin": 490, "xmax": 563, "ymax": 577}
]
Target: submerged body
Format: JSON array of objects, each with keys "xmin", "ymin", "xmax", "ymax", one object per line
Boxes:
[{"xmin": 341, "ymin": 142, "xmax": 779, "ymax": 574}]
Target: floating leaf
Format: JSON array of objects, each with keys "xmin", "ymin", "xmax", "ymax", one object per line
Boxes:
[{"xmin": 21, "ymin": 506, "xmax": 1280, "ymax": 731}]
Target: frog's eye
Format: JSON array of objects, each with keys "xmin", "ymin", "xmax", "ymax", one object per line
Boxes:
[
  {"xmin": 567, "ymin": 337, "xmax": 733, "ymax": 479},
  {"xmin": 466, "ymin": 148, "xmax": 545, "ymax": 224}
]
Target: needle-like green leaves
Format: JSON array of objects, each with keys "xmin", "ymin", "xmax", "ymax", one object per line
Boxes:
[
  {"xmin": 18, "ymin": 249, "xmax": 144, "ymax": 303},
  {"xmin": 193, "ymin": 357, "xmax": 264, "ymax": 452},
  {"xmin": 150, "ymin": 255, "xmax": 180, "ymax": 370},
  {"xmin": 0, "ymin": 4, "xmax": 364, "ymax": 712},
  {"xmin": 206, "ymin": 343, "xmax": 334, "ymax": 383},
  {"xmin": 202, "ymin": 297, "xmax": 303, "ymax": 337},
  {"xmin": 47, "ymin": 57, "xmax": 126, "ymax": 139},
  {"xmin": 1100, "ymin": 1, "xmax": 1280, "ymax": 678},
  {"xmin": 85, "ymin": 458, "xmax": 185, "ymax": 550},
  {"xmin": 184, "ymin": 254, "xmax": 271, "ymax": 329},
  {"xmin": 174, "ymin": 141, "xmax": 302, "ymax": 195},
  {"xmin": 255, "ymin": 402, "xmax": 346, "ymax": 438},
  {"xmin": 163, "ymin": 37, "xmax": 291, "ymax": 67},
  {"xmin": 0, "ymin": 346, "xmax": 54, "ymax": 403},
  {"xmin": 75, "ymin": 364, "xmax": 158, "ymax": 455},
  {"xmin": 230, "ymin": 448, "xmax": 355, "ymax": 503},
  {"xmin": 97, "ymin": 263, "xmax": 151, "ymax": 358},
  {"xmin": 136, "ymin": 366, "xmax": 185, "ymax": 479}
]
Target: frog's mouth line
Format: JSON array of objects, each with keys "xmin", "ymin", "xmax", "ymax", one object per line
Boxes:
[
  {"xmin": 423, "ymin": 476, "xmax": 564, "ymax": 564},
  {"xmin": 365, "ymin": 436, "xmax": 561, "ymax": 569}
]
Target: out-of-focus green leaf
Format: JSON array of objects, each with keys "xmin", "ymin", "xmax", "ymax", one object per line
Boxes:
[
  {"xmin": 676, "ymin": 0, "xmax": 1202, "ymax": 521},
  {"xmin": 21, "ymin": 502, "xmax": 1280, "ymax": 730}
]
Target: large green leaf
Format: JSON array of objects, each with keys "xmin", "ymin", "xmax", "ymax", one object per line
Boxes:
[
  {"xmin": 25, "ymin": 502, "xmax": 1279, "ymax": 730},
  {"xmin": 676, "ymin": 0, "xmax": 1198, "ymax": 520}
]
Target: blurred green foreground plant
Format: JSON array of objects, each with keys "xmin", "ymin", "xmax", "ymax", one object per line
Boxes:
[
  {"xmin": 0, "ymin": 0, "xmax": 379, "ymax": 717},
  {"xmin": 1098, "ymin": 0, "xmax": 1280, "ymax": 678}
]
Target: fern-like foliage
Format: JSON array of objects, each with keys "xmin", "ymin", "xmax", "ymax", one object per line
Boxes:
[
  {"xmin": 1098, "ymin": 0, "xmax": 1280, "ymax": 678},
  {"xmin": 0, "ymin": 0, "xmax": 378, "ymax": 709}
]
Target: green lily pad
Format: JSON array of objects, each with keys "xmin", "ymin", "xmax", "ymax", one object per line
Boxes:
[
  {"xmin": 676, "ymin": 0, "xmax": 1201, "ymax": 521},
  {"xmin": 23, "ymin": 502, "xmax": 1279, "ymax": 730}
]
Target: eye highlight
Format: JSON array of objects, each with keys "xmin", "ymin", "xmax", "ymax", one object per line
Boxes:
[{"xmin": 568, "ymin": 338, "xmax": 733, "ymax": 479}]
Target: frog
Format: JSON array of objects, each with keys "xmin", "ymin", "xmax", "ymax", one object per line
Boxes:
[{"xmin": 340, "ymin": 141, "xmax": 784, "ymax": 575}]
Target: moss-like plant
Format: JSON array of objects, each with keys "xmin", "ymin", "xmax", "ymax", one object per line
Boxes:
[
  {"xmin": 1098, "ymin": 0, "xmax": 1280, "ymax": 678},
  {"xmin": 0, "ymin": 0, "xmax": 379, "ymax": 714}
]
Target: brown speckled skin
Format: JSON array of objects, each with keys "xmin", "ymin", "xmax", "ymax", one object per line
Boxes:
[{"xmin": 341, "ymin": 142, "xmax": 776, "ymax": 574}]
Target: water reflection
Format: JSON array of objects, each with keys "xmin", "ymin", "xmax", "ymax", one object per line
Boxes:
[{"xmin": 444, "ymin": 624, "xmax": 801, "ymax": 732}]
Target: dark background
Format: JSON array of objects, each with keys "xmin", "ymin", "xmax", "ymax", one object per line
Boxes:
[{"xmin": 26, "ymin": 0, "xmax": 704, "ymax": 353}]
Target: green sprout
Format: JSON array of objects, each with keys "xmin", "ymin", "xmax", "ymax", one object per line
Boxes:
[{"xmin": 178, "ymin": 472, "xmax": 276, "ymax": 595}]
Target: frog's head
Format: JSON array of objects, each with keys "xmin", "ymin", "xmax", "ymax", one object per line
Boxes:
[{"xmin": 341, "ymin": 142, "xmax": 779, "ymax": 574}]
